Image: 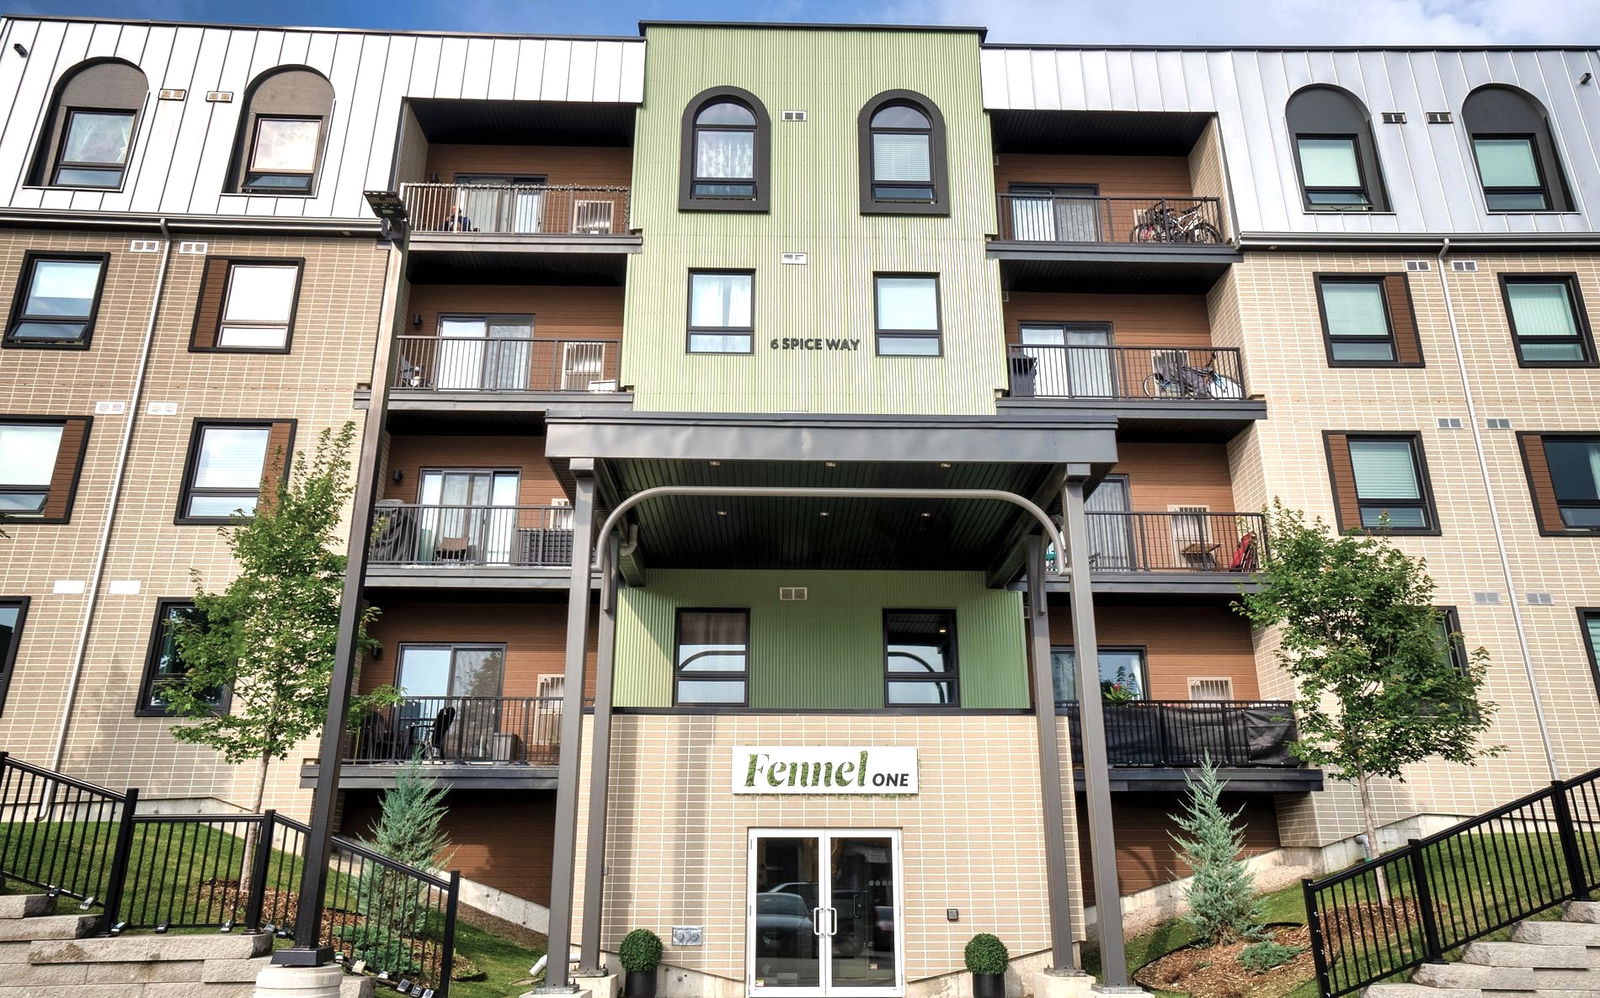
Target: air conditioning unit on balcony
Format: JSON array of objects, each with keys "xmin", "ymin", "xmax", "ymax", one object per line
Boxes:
[{"xmin": 1188, "ymin": 677, "xmax": 1234, "ymax": 701}]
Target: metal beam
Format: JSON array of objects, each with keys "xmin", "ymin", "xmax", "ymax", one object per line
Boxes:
[
  {"xmin": 579, "ymin": 534, "xmax": 622, "ymax": 972},
  {"xmin": 542, "ymin": 464, "xmax": 597, "ymax": 993},
  {"xmin": 1062, "ymin": 480, "xmax": 1135, "ymax": 991},
  {"xmin": 1026, "ymin": 534, "xmax": 1081, "ymax": 973}
]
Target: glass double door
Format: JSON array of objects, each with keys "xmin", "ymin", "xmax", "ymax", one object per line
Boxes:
[{"xmin": 748, "ymin": 830, "xmax": 903, "ymax": 997}]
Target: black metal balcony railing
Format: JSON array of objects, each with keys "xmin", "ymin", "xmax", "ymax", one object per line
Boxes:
[
  {"xmin": 996, "ymin": 193, "xmax": 1227, "ymax": 244},
  {"xmin": 399, "ymin": 182, "xmax": 630, "ymax": 236},
  {"xmin": 348, "ymin": 696, "xmax": 568, "ymax": 766},
  {"xmin": 1082, "ymin": 511, "xmax": 1264, "ymax": 573},
  {"xmin": 393, "ymin": 336, "xmax": 618, "ymax": 393},
  {"xmin": 1060, "ymin": 699, "xmax": 1303, "ymax": 768},
  {"xmin": 1008, "ymin": 345, "xmax": 1245, "ymax": 401},
  {"xmin": 370, "ymin": 503, "xmax": 575, "ymax": 567}
]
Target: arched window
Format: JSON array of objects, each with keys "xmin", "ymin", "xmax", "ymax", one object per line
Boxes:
[
  {"xmin": 1463, "ymin": 85, "xmax": 1571, "ymax": 212},
  {"xmin": 858, "ymin": 90, "xmax": 948, "ymax": 215},
  {"xmin": 1286, "ymin": 85, "xmax": 1389, "ymax": 212},
  {"xmin": 228, "ymin": 67, "xmax": 334, "ymax": 195},
  {"xmin": 30, "ymin": 59, "xmax": 148, "ymax": 189},
  {"xmin": 679, "ymin": 86, "xmax": 769, "ymax": 212}
]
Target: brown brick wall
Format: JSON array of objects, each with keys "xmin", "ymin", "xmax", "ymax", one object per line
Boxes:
[{"xmin": 1079, "ymin": 794, "xmax": 1281, "ymax": 901}]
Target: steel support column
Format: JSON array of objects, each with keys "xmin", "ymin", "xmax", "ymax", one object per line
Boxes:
[
  {"xmin": 542, "ymin": 463, "xmax": 597, "ymax": 992},
  {"xmin": 1063, "ymin": 480, "xmax": 1134, "ymax": 991},
  {"xmin": 1026, "ymin": 534, "xmax": 1081, "ymax": 973},
  {"xmin": 579, "ymin": 534, "xmax": 622, "ymax": 972}
]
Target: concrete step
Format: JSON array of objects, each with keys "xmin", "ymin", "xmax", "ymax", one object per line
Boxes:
[
  {"xmin": 147, "ymin": 984, "xmax": 257, "ymax": 998},
  {"xmin": 202, "ymin": 954, "xmax": 271, "ymax": 982},
  {"xmin": 84, "ymin": 958, "xmax": 207, "ymax": 983},
  {"xmin": 1567, "ymin": 902, "xmax": 1600, "ymax": 924},
  {"xmin": 341, "ymin": 977, "xmax": 375, "ymax": 998},
  {"xmin": 0, "ymin": 986, "xmax": 156, "ymax": 997},
  {"xmin": 0, "ymin": 894, "xmax": 52, "ymax": 919},
  {"xmin": 29, "ymin": 931, "xmax": 272, "ymax": 964},
  {"xmin": 1413, "ymin": 962, "xmax": 1600, "ymax": 991},
  {"xmin": 1364, "ymin": 984, "xmax": 1482, "ymax": 998},
  {"xmin": 0, "ymin": 912, "xmax": 97, "ymax": 941},
  {"xmin": 1517, "ymin": 922, "xmax": 1600, "ymax": 948},
  {"xmin": 1463, "ymin": 941, "xmax": 1600, "ymax": 969}
]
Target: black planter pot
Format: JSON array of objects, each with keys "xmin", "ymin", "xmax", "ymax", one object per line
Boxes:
[
  {"xmin": 626, "ymin": 969, "xmax": 658, "ymax": 998},
  {"xmin": 972, "ymin": 971, "xmax": 1005, "ymax": 998}
]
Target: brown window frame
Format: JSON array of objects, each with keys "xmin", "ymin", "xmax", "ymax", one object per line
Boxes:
[
  {"xmin": 175, "ymin": 418, "xmax": 295, "ymax": 526},
  {"xmin": 136, "ymin": 598, "xmax": 230, "ymax": 718},
  {"xmin": 0, "ymin": 596, "xmax": 31, "ymax": 715},
  {"xmin": 1048, "ymin": 645, "xmax": 1150, "ymax": 707},
  {"xmin": 673, "ymin": 608, "xmax": 750, "ymax": 707},
  {"xmin": 1498, "ymin": 274, "xmax": 1597, "ymax": 368},
  {"xmin": 4, "ymin": 251, "xmax": 111, "ymax": 350},
  {"xmin": 1323, "ymin": 431, "xmax": 1441, "ymax": 536},
  {"xmin": 189, "ymin": 256, "xmax": 306, "ymax": 354},
  {"xmin": 0, "ymin": 415, "xmax": 93, "ymax": 524},
  {"xmin": 1313, "ymin": 273, "xmax": 1423, "ymax": 368},
  {"xmin": 1517, "ymin": 431, "xmax": 1600, "ymax": 535},
  {"xmin": 858, "ymin": 90, "xmax": 949, "ymax": 217},
  {"xmin": 883, "ymin": 609, "xmax": 960, "ymax": 708},
  {"xmin": 678, "ymin": 86, "xmax": 770, "ymax": 213}
]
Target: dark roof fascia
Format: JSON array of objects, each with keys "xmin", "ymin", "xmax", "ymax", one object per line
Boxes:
[{"xmin": 0, "ymin": 14, "xmax": 642, "ymax": 41}]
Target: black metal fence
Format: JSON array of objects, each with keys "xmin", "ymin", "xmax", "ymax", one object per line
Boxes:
[
  {"xmin": 1304, "ymin": 766, "xmax": 1600, "ymax": 998},
  {"xmin": 995, "ymin": 193, "xmax": 1227, "ymax": 244},
  {"xmin": 350, "ymin": 695, "xmax": 566, "ymax": 765},
  {"xmin": 399, "ymin": 182, "xmax": 630, "ymax": 236},
  {"xmin": 1008, "ymin": 345, "xmax": 1246, "ymax": 401},
  {"xmin": 1084, "ymin": 511, "xmax": 1265, "ymax": 573},
  {"xmin": 371, "ymin": 503, "xmax": 575, "ymax": 568},
  {"xmin": 393, "ymin": 336, "xmax": 619, "ymax": 393},
  {"xmin": 0, "ymin": 752, "xmax": 459, "ymax": 994},
  {"xmin": 1059, "ymin": 700, "xmax": 1302, "ymax": 768}
]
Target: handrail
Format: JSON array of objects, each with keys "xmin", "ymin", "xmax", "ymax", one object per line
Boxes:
[
  {"xmin": 1056, "ymin": 700, "xmax": 1303, "ymax": 769},
  {"xmin": 369, "ymin": 503, "xmax": 577, "ymax": 568},
  {"xmin": 392, "ymin": 335, "xmax": 618, "ymax": 393},
  {"xmin": 399, "ymin": 181, "xmax": 631, "ymax": 236},
  {"xmin": 995, "ymin": 192, "xmax": 1228, "ymax": 244},
  {"xmin": 1079, "ymin": 511, "xmax": 1266, "ymax": 574}
]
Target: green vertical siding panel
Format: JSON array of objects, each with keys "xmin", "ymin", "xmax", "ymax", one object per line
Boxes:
[
  {"xmin": 623, "ymin": 26, "xmax": 1004, "ymax": 415},
  {"xmin": 614, "ymin": 570, "xmax": 1027, "ymax": 709}
]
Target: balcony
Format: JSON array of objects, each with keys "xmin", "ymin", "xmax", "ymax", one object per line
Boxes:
[
  {"xmin": 1060, "ymin": 699, "xmax": 1324, "ymax": 793},
  {"xmin": 303, "ymin": 695, "xmax": 573, "ymax": 789},
  {"xmin": 1047, "ymin": 511, "xmax": 1265, "ymax": 597},
  {"xmin": 365, "ymin": 503, "xmax": 577, "ymax": 589},
  {"xmin": 393, "ymin": 336, "xmax": 619, "ymax": 394}
]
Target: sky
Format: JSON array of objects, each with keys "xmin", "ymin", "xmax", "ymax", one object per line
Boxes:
[{"xmin": 8, "ymin": 0, "xmax": 1600, "ymax": 45}]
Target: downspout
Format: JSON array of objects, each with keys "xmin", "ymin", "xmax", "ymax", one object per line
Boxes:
[
  {"xmin": 1434, "ymin": 237, "xmax": 1559, "ymax": 780},
  {"xmin": 49, "ymin": 218, "xmax": 174, "ymax": 771}
]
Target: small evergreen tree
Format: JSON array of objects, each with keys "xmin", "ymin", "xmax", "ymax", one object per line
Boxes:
[{"xmin": 1170, "ymin": 760, "xmax": 1260, "ymax": 946}]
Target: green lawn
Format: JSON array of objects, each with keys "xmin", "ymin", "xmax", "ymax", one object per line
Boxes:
[{"xmin": 448, "ymin": 918, "xmax": 546, "ymax": 998}]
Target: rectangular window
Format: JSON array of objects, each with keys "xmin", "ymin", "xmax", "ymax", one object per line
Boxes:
[
  {"xmin": 0, "ymin": 597, "xmax": 30, "ymax": 714},
  {"xmin": 675, "ymin": 609, "xmax": 749, "ymax": 705},
  {"xmin": 1437, "ymin": 607, "xmax": 1470, "ymax": 678},
  {"xmin": 1317, "ymin": 277, "xmax": 1397, "ymax": 363},
  {"xmin": 874, "ymin": 275, "xmax": 941, "ymax": 356},
  {"xmin": 5, "ymin": 253, "xmax": 108, "ymax": 348},
  {"xmin": 1502, "ymin": 277, "xmax": 1594, "ymax": 365},
  {"xmin": 137, "ymin": 600, "xmax": 227, "ymax": 716},
  {"xmin": 217, "ymin": 262, "xmax": 301, "ymax": 349},
  {"xmin": 243, "ymin": 116, "xmax": 323, "ymax": 193},
  {"xmin": 178, "ymin": 421, "xmax": 290, "ymax": 523},
  {"xmin": 1346, "ymin": 435, "xmax": 1435, "ymax": 531},
  {"xmin": 687, "ymin": 271, "xmax": 754, "ymax": 354},
  {"xmin": 1296, "ymin": 135, "xmax": 1370, "ymax": 208},
  {"xmin": 1542, "ymin": 437, "xmax": 1600, "ymax": 529},
  {"xmin": 1473, "ymin": 135, "xmax": 1549, "ymax": 211},
  {"xmin": 396, "ymin": 644, "xmax": 506, "ymax": 698},
  {"xmin": 0, "ymin": 417, "xmax": 89, "ymax": 523},
  {"xmin": 54, "ymin": 109, "xmax": 135, "ymax": 188},
  {"xmin": 1049, "ymin": 646, "xmax": 1149, "ymax": 704},
  {"xmin": 1582, "ymin": 610, "xmax": 1600, "ymax": 702},
  {"xmin": 884, "ymin": 610, "xmax": 958, "ymax": 706}
]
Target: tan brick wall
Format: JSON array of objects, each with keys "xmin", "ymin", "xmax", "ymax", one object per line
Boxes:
[
  {"xmin": 576, "ymin": 714, "xmax": 1081, "ymax": 983},
  {"xmin": 0, "ymin": 227, "xmax": 386, "ymax": 816}
]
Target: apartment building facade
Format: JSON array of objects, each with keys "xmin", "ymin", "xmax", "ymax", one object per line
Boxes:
[{"xmin": 1, "ymin": 14, "xmax": 1598, "ymax": 997}]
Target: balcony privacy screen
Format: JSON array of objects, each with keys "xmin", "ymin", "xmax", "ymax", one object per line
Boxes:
[{"xmin": 1061, "ymin": 701, "xmax": 1301, "ymax": 768}]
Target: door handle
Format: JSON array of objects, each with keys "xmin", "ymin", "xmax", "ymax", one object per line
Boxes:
[
  {"xmin": 812, "ymin": 907, "xmax": 825, "ymax": 937},
  {"xmin": 828, "ymin": 907, "xmax": 840, "ymax": 937}
]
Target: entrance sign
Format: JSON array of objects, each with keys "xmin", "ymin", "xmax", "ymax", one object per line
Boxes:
[{"xmin": 733, "ymin": 746, "xmax": 918, "ymax": 795}]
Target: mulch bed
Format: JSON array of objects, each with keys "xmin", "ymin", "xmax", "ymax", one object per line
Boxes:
[{"xmin": 1135, "ymin": 926, "xmax": 1315, "ymax": 998}]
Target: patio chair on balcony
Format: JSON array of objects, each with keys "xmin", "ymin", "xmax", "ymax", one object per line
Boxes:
[
  {"xmin": 435, "ymin": 536, "xmax": 471, "ymax": 562},
  {"xmin": 409, "ymin": 706, "xmax": 457, "ymax": 761},
  {"xmin": 1228, "ymin": 531, "xmax": 1259, "ymax": 572}
]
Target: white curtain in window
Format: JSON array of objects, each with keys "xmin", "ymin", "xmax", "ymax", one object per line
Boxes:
[
  {"xmin": 695, "ymin": 130, "xmax": 754, "ymax": 180},
  {"xmin": 224, "ymin": 266, "xmax": 296, "ymax": 323},
  {"xmin": 872, "ymin": 133, "xmax": 931, "ymax": 182},
  {"xmin": 1297, "ymin": 137, "xmax": 1361, "ymax": 187},
  {"xmin": 1349, "ymin": 440, "xmax": 1420, "ymax": 499},
  {"xmin": 876, "ymin": 277, "xmax": 937, "ymax": 330},
  {"xmin": 1321, "ymin": 281, "xmax": 1388, "ymax": 336},
  {"xmin": 1474, "ymin": 138, "xmax": 1540, "ymax": 187},
  {"xmin": 690, "ymin": 273, "xmax": 752, "ymax": 327},
  {"xmin": 0, "ymin": 424, "xmax": 63, "ymax": 485},
  {"xmin": 1508, "ymin": 283, "xmax": 1577, "ymax": 337}
]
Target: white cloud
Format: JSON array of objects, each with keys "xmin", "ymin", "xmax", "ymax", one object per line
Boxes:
[{"xmin": 878, "ymin": 0, "xmax": 1600, "ymax": 45}]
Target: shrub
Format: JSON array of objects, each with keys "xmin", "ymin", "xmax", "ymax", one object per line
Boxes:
[
  {"xmin": 1170, "ymin": 761, "xmax": 1261, "ymax": 946},
  {"xmin": 619, "ymin": 928, "xmax": 664, "ymax": 973},
  {"xmin": 963, "ymin": 933, "xmax": 1009, "ymax": 975},
  {"xmin": 1238, "ymin": 940, "xmax": 1305, "ymax": 974}
]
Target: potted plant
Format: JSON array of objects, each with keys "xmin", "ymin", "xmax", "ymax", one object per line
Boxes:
[
  {"xmin": 619, "ymin": 928, "xmax": 664, "ymax": 998},
  {"xmin": 964, "ymin": 933, "xmax": 1008, "ymax": 998}
]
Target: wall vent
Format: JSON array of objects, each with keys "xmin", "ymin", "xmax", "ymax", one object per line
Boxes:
[
  {"xmin": 94, "ymin": 400, "xmax": 126, "ymax": 415},
  {"xmin": 158, "ymin": 88, "xmax": 186, "ymax": 101},
  {"xmin": 1472, "ymin": 591, "xmax": 1503, "ymax": 605},
  {"xmin": 1405, "ymin": 260, "xmax": 1431, "ymax": 271},
  {"xmin": 1188, "ymin": 677, "xmax": 1234, "ymax": 701},
  {"xmin": 128, "ymin": 239, "xmax": 159, "ymax": 253},
  {"xmin": 779, "ymin": 587, "xmax": 809, "ymax": 601},
  {"xmin": 1426, "ymin": 111, "xmax": 1453, "ymax": 123},
  {"xmin": 781, "ymin": 110, "xmax": 807, "ymax": 122},
  {"xmin": 1527, "ymin": 592, "xmax": 1554, "ymax": 605},
  {"xmin": 1451, "ymin": 260, "xmax": 1479, "ymax": 272},
  {"xmin": 146, "ymin": 401, "xmax": 178, "ymax": 416},
  {"xmin": 205, "ymin": 91, "xmax": 233, "ymax": 103},
  {"xmin": 1485, "ymin": 417, "xmax": 1512, "ymax": 430},
  {"xmin": 780, "ymin": 252, "xmax": 808, "ymax": 265},
  {"xmin": 1436, "ymin": 417, "xmax": 1463, "ymax": 429},
  {"xmin": 178, "ymin": 241, "xmax": 208, "ymax": 255},
  {"xmin": 1382, "ymin": 111, "xmax": 1407, "ymax": 124}
]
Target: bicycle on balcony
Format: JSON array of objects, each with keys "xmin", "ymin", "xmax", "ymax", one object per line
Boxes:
[
  {"xmin": 1143, "ymin": 351, "xmax": 1226, "ymax": 399},
  {"xmin": 1129, "ymin": 198, "xmax": 1224, "ymax": 244}
]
